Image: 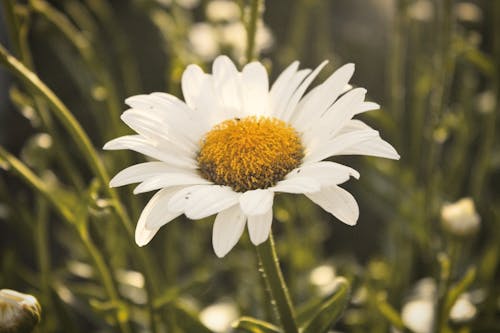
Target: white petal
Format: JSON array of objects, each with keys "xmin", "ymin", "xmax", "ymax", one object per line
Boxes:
[
  {"xmin": 241, "ymin": 62, "xmax": 270, "ymax": 116},
  {"xmin": 110, "ymin": 162, "xmax": 185, "ymax": 187},
  {"xmin": 182, "ymin": 64, "xmax": 207, "ymax": 108},
  {"xmin": 279, "ymin": 61, "xmax": 328, "ymax": 122},
  {"xmin": 271, "ymin": 67, "xmax": 311, "ymax": 119},
  {"xmin": 271, "ymin": 176, "xmax": 321, "ymax": 194},
  {"xmin": 120, "ymin": 110, "xmax": 196, "ymax": 152},
  {"xmin": 212, "ymin": 205, "xmax": 246, "ymax": 257},
  {"xmin": 133, "ymin": 172, "xmax": 211, "ymax": 194},
  {"xmin": 103, "ymin": 135, "xmax": 197, "ymax": 169},
  {"xmin": 168, "ymin": 185, "xmax": 239, "ymax": 219},
  {"xmin": 286, "ymin": 161, "xmax": 359, "ymax": 188},
  {"xmin": 336, "ymin": 137, "xmax": 400, "ymax": 160},
  {"xmin": 292, "ymin": 63, "xmax": 355, "ymax": 131},
  {"xmin": 135, "ymin": 187, "xmax": 183, "ymax": 246},
  {"xmin": 212, "ymin": 55, "xmax": 243, "ymax": 115},
  {"xmin": 247, "ymin": 208, "xmax": 273, "ymax": 245},
  {"xmin": 269, "ymin": 61, "xmax": 299, "ymax": 102},
  {"xmin": 302, "ymin": 88, "xmax": 367, "ymax": 149},
  {"xmin": 306, "ymin": 185, "xmax": 359, "ymax": 226},
  {"xmin": 355, "ymin": 101, "xmax": 380, "ymax": 115},
  {"xmin": 239, "ymin": 189, "xmax": 274, "ymax": 216},
  {"xmin": 304, "ymin": 129, "xmax": 379, "ymax": 163}
]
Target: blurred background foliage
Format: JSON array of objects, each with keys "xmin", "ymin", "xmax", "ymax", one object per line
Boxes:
[{"xmin": 0, "ymin": 0, "xmax": 499, "ymax": 332}]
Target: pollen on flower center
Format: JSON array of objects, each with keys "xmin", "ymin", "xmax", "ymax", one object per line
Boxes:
[{"xmin": 197, "ymin": 116, "xmax": 304, "ymax": 192}]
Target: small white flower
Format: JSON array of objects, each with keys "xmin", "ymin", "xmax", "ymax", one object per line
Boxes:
[
  {"xmin": 441, "ymin": 198, "xmax": 480, "ymax": 237},
  {"xmin": 200, "ymin": 301, "xmax": 239, "ymax": 332},
  {"xmin": 105, "ymin": 56, "xmax": 399, "ymax": 257},
  {"xmin": 206, "ymin": 0, "xmax": 241, "ymax": 22},
  {"xmin": 401, "ymin": 298, "xmax": 434, "ymax": 333},
  {"xmin": 188, "ymin": 23, "xmax": 220, "ymax": 61},
  {"xmin": 0, "ymin": 289, "xmax": 41, "ymax": 332}
]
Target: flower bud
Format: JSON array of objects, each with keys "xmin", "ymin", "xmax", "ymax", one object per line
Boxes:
[
  {"xmin": 440, "ymin": 198, "xmax": 480, "ymax": 237},
  {"xmin": 0, "ymin": 289, "xmax": 41, "ymax": 333}
]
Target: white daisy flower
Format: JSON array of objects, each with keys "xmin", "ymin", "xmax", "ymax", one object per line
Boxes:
[{"xmin": 104, "ymin": 55, "xmax": 399, "ymax": 257}]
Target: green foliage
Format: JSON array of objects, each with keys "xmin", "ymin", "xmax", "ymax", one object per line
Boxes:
[{"xmin": 0, "ymin": 0, "xmax": 499, "ymax": 332}]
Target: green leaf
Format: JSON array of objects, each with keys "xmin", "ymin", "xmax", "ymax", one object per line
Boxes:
[
  {"xmin": 233, "ymin": 316, "xmax": 282, "ymax": 333},
  {"xmin": 301, "ymin": 277, "xmax": 350, "ymax": 333}
]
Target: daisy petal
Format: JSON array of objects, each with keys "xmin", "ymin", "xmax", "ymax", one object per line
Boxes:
[
  {"xmin": 286, "ymin": 161, "xmax": 360, "ymax": 187},
  {"xmin": 239, "ymin": 189, "xmax": 274, "ymax": 216},
  {"xmin": 247, "ymin": 208, "xmax": 273, "ymax": 245},
  {"xmin": 279, "ymin": 61, "xmax": 329, "ymax": 122},
  {"xmin": 168, "ymin": 185, "xmax": 239, "ymax": 219},
  {"xmin": 133, "ymin": 172, "xmax": 211, "ymax": 194},
  {"xmin": 103, "ymin": 135, "xmax": 197, "ymax": 168},
  {"xmin": 182, "ymin": 64, "xmax": 207, "ymax": 108},
  {"xmin": 212, "ymin": 205, "xmax": 246, "ymax": 257},
  {"xmin": 306, "ymin": 185, "xmax": 359, "ymax": 226},
  {"xmin": 212, "ymin": 55, "xmax": 242, "ymax": 114},
  {"xmin": 110, "ymin": 162, "xmax": 185, "ymax": 187},
  {"xmin": 355, "ymin": 101, "xmax": 380, "ymax": 115},
  {"xmin": 292, "ymin": 63, "xmax": 355, "ymax": 130},
  {"xmin": 271, "ymin": 177, "xmax": 321, "ymax": 194},
  {"xmin": 241, "ymin": 62, "xmax": 270, "ymax": 116},
  {"xmin": 135, "ymin": 187, "xmax": 182, "ymax": 246},
  {"xmin": 337, "ymin": 137, "xmax": 401, "ymax": 160},
  {"xmin": 304, "ymin": 129, "xmax": 379, "ymax": 163}
]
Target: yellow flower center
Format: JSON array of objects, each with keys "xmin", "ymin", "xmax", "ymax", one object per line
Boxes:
[{"xmin": 197, "ymin": 116, "xmax": 304, "ymax": 192}]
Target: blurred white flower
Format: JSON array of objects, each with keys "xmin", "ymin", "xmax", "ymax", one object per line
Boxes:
[
  {"xmin": 188, "ymin": 23, "xmax": 220, "ymax": 61},
  {"xmin": 156, "ymin": 0, "xmax": 200, "ymax": 9},
  {"xmin": 450, "ymin": 294, "xmax": 477, "ymax": 323},
  {"xmin": 0, "ymin": 289, "xmax": 41, "ymax": 333},
  {"xmin": 408, "ymin": 0, "xmax": 434, "ymax": 21},
  {"xmin": 309, "ymin": 264, "xmax": 338, "ymax": 296},
  {"xmin": 401, "ymin": 298, "xmax": 434, "ymax": 333},
  {"xmin": 402, "ymin": 278, "xmax": 478, "ymax": 332},
  {"xmin": 454, "ymin": 2, "xmax": 482, "ymax": 22},
  {"xmin": 200, "ymin": 301, "xmax": 239, "ymax": 332},
  {"xmin": 221, "ymin": 21, "xmax": 273, "ymax": 61},
  {"xmin": 441, "ymin": 198, "xmax": 480, "ymax": 237},
  {"xmin": 206, "ymin": 0, "xmax": 241, "ymax": 22},
  {"xmin": 105, "ymin": 56, "xmax": 399, "ymax": 257}
]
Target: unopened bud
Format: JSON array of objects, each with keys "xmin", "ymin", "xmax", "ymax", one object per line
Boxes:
[{"xmin": 0, "ymin": 289, "xmax": 41, "ymax": 333}]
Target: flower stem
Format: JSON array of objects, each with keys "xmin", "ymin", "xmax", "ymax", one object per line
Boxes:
[
  {"xmin": 256, "ymin": 233, "xmax": 299, "ymax": 333},
  {"xmin": 245, "ymin": 0, "xmax": 262, "ymax": 62},
  {"xmin": 0, "ymin": 44, "xmax": 160, "ymax": 333}
]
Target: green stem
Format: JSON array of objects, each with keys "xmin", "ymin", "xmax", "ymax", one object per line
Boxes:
[
  {"xmin": 29, "ymin": 0, "xmax": 124, "ymax": 139},
  {"xmin": 35, "ymin": 195, "xmax": 54, "ymax": 332},
  {"xmin": 0, "ymin": 46, "xmax": 159, "ymax": 331},
  {"xmin": 256, "ymin": 233, "xmax": 298, "ymax": 333},
  {"xmin": 79, "ymin": 226, "xmax": 132, "ymax": 333},
  {"xmin": 470, "ymin": 0, "xmax": 499, "ymax": 199},
  {"xmin": 245, "ymin": 0, "xmax": 262, "ymax": 62},
  {"xmin": 0, "ymin": 146, "xmax": 131, "ymax": 333}
]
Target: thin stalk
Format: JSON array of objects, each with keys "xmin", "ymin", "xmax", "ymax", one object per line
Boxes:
[
  {"xmin": 79, "ymin": 226, "xmax": 132, "ymax": 333},
  {"xmin": 29, "ymin": 0, "xmax": 124, "ymax": 139},
  {"xmin": 85, "ymin": 0, "xmax": 142, "ymax": 95},
  {"xmin": 0, "ymin": 45, "xmax": 160, "ymax": 332},
  {"xmin": 0, "ymin": 146, "xmax": 132, "ymax": 332},
  {"xmin": 256, "ymin": 233, "xmax": 299, "ymax": 333},
  {"xmin": 245, "ymin": 0, "xmax": 262, "ymax": 62},
  {"xmin": 35, "ymin": 195, "xmax": 55, "ymax": 332},
  {"xmin": 388, "ymin": 0, "xmax": 408, "ymax": 152},
  {"xmin": 470, "ymin": 0, "xmax": 499, "ymax": 199},
  {"xmin": 1, "ymin": 0, "xmax": 85, "ymax": 190}
]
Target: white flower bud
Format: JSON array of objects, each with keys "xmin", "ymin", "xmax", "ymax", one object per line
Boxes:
[
  {"xmin": 0, "ymin": 289, "xmax": 41, "ymax": 333},
  {"xmin": 441, "ymin": 198, "xmax": 480, "ymax": 237}
]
